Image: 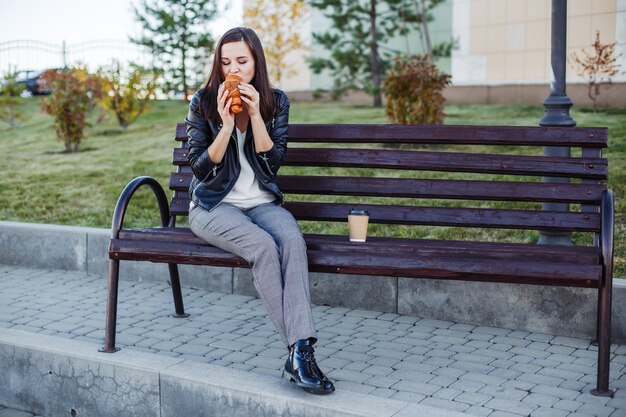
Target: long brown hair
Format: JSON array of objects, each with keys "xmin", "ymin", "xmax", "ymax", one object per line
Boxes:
[{"xmin": 195, "ymin": 27, "xmax": 274, "ymax": 123}]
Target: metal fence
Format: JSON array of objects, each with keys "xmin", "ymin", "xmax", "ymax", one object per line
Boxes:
[{"xmin": 0, "ymin": 39, "xmax": 154, "ymax": 74}]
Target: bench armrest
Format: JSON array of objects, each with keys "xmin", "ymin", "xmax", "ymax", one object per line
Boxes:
[
  {"xmin": 110, "ymin": 176, "xmax": 170, "ymax": 239},
  {"xmin": 601, "ymin": 189, "xmax": 614, "ymax": 276}
]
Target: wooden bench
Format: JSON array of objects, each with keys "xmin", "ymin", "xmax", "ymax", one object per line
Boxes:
[{"xmin": 101, "ymin": 123, "xmax": 615, "ymax": 396}]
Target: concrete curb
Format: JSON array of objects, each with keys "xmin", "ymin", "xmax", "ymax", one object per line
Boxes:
[
  {"xmin": 0, "ymin": 329, "xmax": 470, "ymax": 417},
  {"xmin": 1, "ymin": 220, "xmax": 625, "ymax": 343}
]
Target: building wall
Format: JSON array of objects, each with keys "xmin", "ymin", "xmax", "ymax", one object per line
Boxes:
[
  {"xmin": 247, "ymin": 1, "xmax": 626, "ymax": 106},
  {"xmin": 452, "ymin": 0, "xmax": 626, "ymax": 85}
]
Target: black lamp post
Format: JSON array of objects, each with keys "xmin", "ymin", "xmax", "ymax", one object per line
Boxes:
[{"xmin": 538, "ymin": 0, "xmax": 575, "ymax": 245}]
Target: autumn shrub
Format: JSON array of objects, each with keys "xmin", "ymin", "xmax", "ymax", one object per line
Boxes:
[
  {"xmin": 383, "ymin": 55, "xmax": 451, "ymax": 124},
  {"xmin": 570, "ymin": 31, "xmax": 622, "ymax": 111},
  {"xmin": 98, "ymin": 62, "xmax": 159, "ymax": 129},
  {"xmin": 41, "ymin": 67, "xmax": 103, "ymax": 152}
]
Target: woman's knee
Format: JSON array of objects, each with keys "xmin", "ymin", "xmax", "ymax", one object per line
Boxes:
[{"xmin": 248, "ymin": 232, "xmax": 280, "ymax": 263}]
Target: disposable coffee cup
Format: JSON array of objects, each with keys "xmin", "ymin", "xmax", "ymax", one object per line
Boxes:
[{"xmin": 348, "ymin": 209, "xmax": 369, "ymax": 242}]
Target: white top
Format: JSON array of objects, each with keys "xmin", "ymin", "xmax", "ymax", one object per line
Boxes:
[{"xmin": 222, "ymin": 128, "xmax": 275, "ymax": 209}]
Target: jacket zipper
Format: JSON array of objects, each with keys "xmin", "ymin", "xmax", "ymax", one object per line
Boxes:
[
  {"xmin": 208, "ymin": 132, "xmax": 239, "ymax": 212},
  {"xmin": 260, "ymin": 153, "xmax": 273, "ymax": 176}
]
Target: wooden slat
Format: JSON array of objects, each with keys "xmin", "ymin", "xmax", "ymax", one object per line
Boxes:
[
  {"xmin": 305, "ymin": 250, "xmax": 601, "ymax": 287},
  {"xmin": 277, "ymin": 176, "xmax": 604, "ymax": 203},
  {"xmin": 175, "ymin": 123, "xmax": 186, "ymax": 141},
  {"xmin": 173, "ymin": 148, "xmax": 190, "ymax": 165},
  {"xmin": 281, "ymin": 149, "xmax": 607, "ymax": 179},
  {"xmin": 175, "ymin": 123, "xmax": 608, "ymax": 147},
  {"xmin": 169, "ymin": 196, "xmax": 603, "ymax": 230},
  {"xmin": 110, "ymin": 234, "xmax": 600, "ymax": 287},
  {"xmin": 117, "ymin": 228, "xmax": 601, "ymax": 265},
  {"xmin": 283, "ymin": 202, "xmax": 601, "ymax": 231},
  {"xmin": 168, "ymin": 173, "xmax": 605, "ymax": 203},
  {"xmin": 173, "ymin": 146, "xmax": 609, "ymax": 180}
]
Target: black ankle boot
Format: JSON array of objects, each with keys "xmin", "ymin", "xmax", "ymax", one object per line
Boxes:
[
  {"xmin": 283, "ymin": 339, "xmax": 332, "ymax": 395},
  {"xmin": 310, "ymin": 359, "xmax": 335, "ymax": 394}
]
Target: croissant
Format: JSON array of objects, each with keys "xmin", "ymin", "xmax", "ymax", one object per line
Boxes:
[{"xmin": 224, "ymin": 74, "xmax": 243, "ymax": 114}]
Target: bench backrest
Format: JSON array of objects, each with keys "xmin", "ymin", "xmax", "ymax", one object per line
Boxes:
[{"xmin": 170, "ymin": 123, "xmax": 608, "ymax": 243}]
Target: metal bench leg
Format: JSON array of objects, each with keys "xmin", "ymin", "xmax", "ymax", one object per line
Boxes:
[
  {"xmin": 591, "ymin": 269, "xmax": 614, "ymax": 397},
  {"xmin": 169, "ymin": 263, "xmax": 190, "ymax": 318},
  {"xmin": 100, "ymin": 259, "xmax": 121, "ymax": 353}
]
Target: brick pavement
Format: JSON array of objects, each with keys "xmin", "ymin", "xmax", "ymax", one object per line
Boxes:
[{"xmin": 0, "ymin": 265, "xmax": 625, "ymax": 417}]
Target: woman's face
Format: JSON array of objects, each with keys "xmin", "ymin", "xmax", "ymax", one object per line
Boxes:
[{"xmin": 220, "ymin": 41, "xmax": 255, "ymax": 83}]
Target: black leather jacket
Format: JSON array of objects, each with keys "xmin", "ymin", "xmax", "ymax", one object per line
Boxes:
[{"xmin": 185, "ymin": 88, "xmax": 290, "ymax": 211}]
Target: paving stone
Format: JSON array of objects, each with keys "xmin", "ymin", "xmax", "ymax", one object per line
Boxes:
[
  {"xmin": 576, "ymin": 403, "xmax": 615, "ymax": 417},
  {"xmin": 342, "ymin": 361, "xmax": 369, "ymax": 372},
  {"xmin": 428, "ymin": 375, "xmax": 456, "ymax": 388},
  {"xmin": 362, "ymin": 364, "xmax": 394, "ymax": 376},
  {"xmin": 432, "ymin": 366, "xmax": 466, "ymax": 379},
  {"xmin": 551, "ymin": 336, "xmax": 592, "ymax": 350},
  {"xmin": 510, "ymin": 346, "xmax": 551, "ymax": 359},
  {"xmin": 455, "ymin": 391, "xmax": 492, "ymax": 406},
  {"xmin": 489, "ymin": 368, "xmax": 522, "ymax": 381},
  {"xmin": 517, "ymin": 372, "xmax": 565, "ymax": 387},
  {"xmin": 391, "ymin": 380, "xmax": 440, "ymax": 396},
  {"xmin": 521, "ymin": 392, "xmax": 560, "ymax": 407},
  {"xmin": 479, "ymin": 386, "xmax": 529, "ymax": 402},
  {"xmin": 419, "ymin": 397, "xmax": 470, "ymax": 413},
  {"xmin": 451, "ymin": 360, "xmax": 495, "ymax": 374},
  {"xmin": 366, "ymin": 356, "xmax": 401, "ymax": 367},
  {"xmin": 389, "ymin": 369, "xmax": 433, "ymax": 384},
  {"xmin": 173, "ymin": 343, "xmax": 214, "ymax": 356},
  {"xmin": 527, "ymin": 408, "xmax": 569, "ymax": 417},
  {"xmin": 363, "ymin": 375, "xmax": 401, "ymax": 389},
  {"xmin": 328, "ymin": 368, "xmax": 371, "ymax": 383},
  {"xmin": 369, "ymin": 388, "xmax": 397, "ymax": 398},
  {"xmin": 152, "ymin": 340, "xmax": 183, "ymax": 351},
  {"xmin": 221, "ymin": 351, "xmax": 255, "ymax": 363},
  {"xmin": 473, "ymin": 326, "xmax": 511, "ymax": 336},
  {"xmin": 178, "ymin": 353, "xmax": 211, "ymax": 363},
  {"xmin": 553, "ymin": 398, "xmax": 584, "ymax": 412},
  {"xmin": 463, "ymin": 405, "xmax": 493, "ymax": 417},
  {"xmin": 538, "ymin": 367, "xmax": 585, "ymax": 381},
  {"xmin": 559, "ymin": 380, "xmax": 588, "ymax": 392},
  {"xmin": 449, "ymin": 379, "xmax": 486, "ymax": 393},
  {"xmin": 432, "ymin": 387, "xmax": 462, "ymax": 401},
  {"xmin": 345, "ymin": 309, "xmax": 383, "ymax": 319},
  {"xmin": 390, "ymin": 391, "xmax": 426, "ymax": 403},
  {"xmin": 459, "ymin": 371, "xmax": 507, "ymax": 387},
  {"xmin": 484, "ymin": 397, "xmax": 537, "ymax": 416}
]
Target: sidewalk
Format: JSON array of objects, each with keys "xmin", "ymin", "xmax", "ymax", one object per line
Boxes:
[{"xmin": 1, "ymin": 265, "xmax": 625, "ymax": 417}]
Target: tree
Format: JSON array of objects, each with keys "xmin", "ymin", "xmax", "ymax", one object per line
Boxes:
[
  {"xmin": 410, "ymin": 0, "xmax": 454, "ymax": 60},
  {"xmin": 570, "ymin": 31, "xmax": 622, "ymax": 110},
  {"xmin": 98, "ymin": 62, "xmax": 159, "ymax": 129},
  {"xmin": 131, "ymin": 0, "xmax": 219, "ymax": 99},
  {"xmin": 308, "ymin": 0, "xmax": 453, "ymax": 106},
  {"xmin": 0, "ymin": 71, "xmax": 28, "ymax": 128},
  {"xmin": 244, "ymin": 0, "xmax": 308, "ymax": 85},
  {"xmin": 41, "ymin": 67, "xmax": 103, "ymax": 152}
]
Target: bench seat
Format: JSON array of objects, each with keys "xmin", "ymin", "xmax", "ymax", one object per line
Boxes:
[{"xmin": 111, "ymin": 227, "xmax": 602, "ymax": 287}]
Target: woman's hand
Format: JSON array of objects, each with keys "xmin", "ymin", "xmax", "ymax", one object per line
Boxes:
[
  {"xmin": 238, "ymin": 82, "xmax": 261, "ymax": 118},
  {"xmin": 217, "ymin": 83, "xmax": 235, "ymax": 128}
]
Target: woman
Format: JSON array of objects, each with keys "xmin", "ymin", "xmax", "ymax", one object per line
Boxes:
[{"xmin": 185, "ymin": 27, "xmax": 334, "ymax": 395}]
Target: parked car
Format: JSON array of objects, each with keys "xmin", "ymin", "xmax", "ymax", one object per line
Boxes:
[{"xmin": 16, "ymin": 68, "xmax": 60, "ymax": 96}]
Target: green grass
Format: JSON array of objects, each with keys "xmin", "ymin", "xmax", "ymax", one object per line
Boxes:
[{"xmin": 1, "ymin": 98, "xmax": 624, "ymax": 277}]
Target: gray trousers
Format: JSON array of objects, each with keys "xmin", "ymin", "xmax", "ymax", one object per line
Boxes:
[{"xmin": 188, "ymin": 201, "xmax": 317, "ymax": 347}]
